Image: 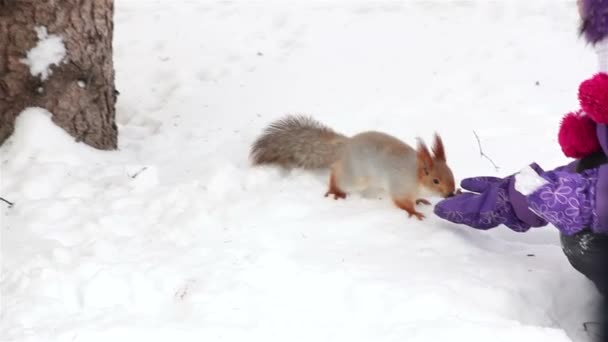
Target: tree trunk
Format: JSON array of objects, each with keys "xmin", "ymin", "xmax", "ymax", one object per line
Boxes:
[{"xmin": 0, "ymin": 0, "xmax": 117, "ymax": 150}]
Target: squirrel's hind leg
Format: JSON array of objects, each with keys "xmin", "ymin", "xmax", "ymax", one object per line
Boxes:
[{"xmin": 325, "ymin": 163, "xmax": 348, "ymax": 200}]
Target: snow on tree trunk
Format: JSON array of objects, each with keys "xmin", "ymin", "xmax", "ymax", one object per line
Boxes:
[{"xmin": 0, "ymin": 0, "xmax": 118, "ymax": 150}]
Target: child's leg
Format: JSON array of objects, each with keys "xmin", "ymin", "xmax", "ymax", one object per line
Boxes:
[
  {"xmin": 561, "ymin": 231, "xmax": 608, "ymax": 340},
  {"xmin": 561, "ymin": 231, "xmax": 608, "ymax": 296}
]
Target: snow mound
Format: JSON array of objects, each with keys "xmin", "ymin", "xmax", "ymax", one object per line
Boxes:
[
  {"xmin": 0, "ymin": 108, "xmax": 118, "ymax": 201},
  {"xmin": 1, "ymin": 107, "xmax": 101, "ymax": 169}
]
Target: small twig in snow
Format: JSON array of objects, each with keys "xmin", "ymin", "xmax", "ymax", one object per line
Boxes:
[
  {"xmin": 0, "ymin": 197, "xmax": 14, "ymax": 208},
  {"xmin": 473, "ymin": 131, "xmax": 500, "ymax": 172},
  {"xmin": 130, "ymin": 167, "xmax": 148, "ymax": 179}
]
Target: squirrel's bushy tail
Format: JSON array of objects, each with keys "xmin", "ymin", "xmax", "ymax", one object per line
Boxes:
[{"xmin": 250, "ymin": 115, "xmax": 347, "ymax": 169}]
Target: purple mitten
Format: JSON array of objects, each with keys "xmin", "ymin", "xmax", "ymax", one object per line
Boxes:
[
  {"xmin": 433, "ymin": 164, "xmax": 548, "ymax": 231},
  {"xmin": 525, "ymin": 165, "xmax": 608, "ymax": 235}
]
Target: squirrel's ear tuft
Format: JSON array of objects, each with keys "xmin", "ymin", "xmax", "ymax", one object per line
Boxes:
[
  {"xmin": 432, "ymin": 133, "xmax": 446, "ymax": 162},
  {"xmin": 558, "ymin": 110, "xmax": 601, "ymax": 158},
  {"xmin": 417, "ymin": 138, "xmax": 434, "ymax": 169}
]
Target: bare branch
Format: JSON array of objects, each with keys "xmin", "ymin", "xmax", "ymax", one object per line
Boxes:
[
  {"xmin": 473, "ymin": 131, "xmax": 500, "ymax": 172},
  {"xmin": 0, "ymin": 197, "xmax": 14, "ymax": 208},
  {"xmin": 130, "ymin": 167, "xmax": 148, "ymax": 179}
]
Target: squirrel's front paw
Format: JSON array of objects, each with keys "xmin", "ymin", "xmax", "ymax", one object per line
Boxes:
[
  {"xmin": 393, "ymin": 198, "xmax": 426, "ymax": 220},
  {"xmin": 324, "ymin": 189, "xmax": 347, "ymax": 200},
  {"xmin": 416, "ymin": 198, "xmax": 431, "ymax": 206},
  {"xmin": 409, "ymin": 211, "xmax": 426, "ymax": 220}
]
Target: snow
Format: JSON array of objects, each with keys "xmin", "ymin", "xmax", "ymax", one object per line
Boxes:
[
  {"xmin": 597, "ymin": 38, "xmax": 608, "ymax": 73},
  {"xmin": 1, "ymin": 1, "xmax": 604, "ymax": 341},
  {"xmin": 21, "ymin": 26, "xmax": 67, "ymax": 81},
  {"xmin": 514, "ymin": 166, "xmax": 549, "ymax": 196}
]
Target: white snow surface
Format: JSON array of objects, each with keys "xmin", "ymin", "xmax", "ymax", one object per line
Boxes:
[
  {"xmin": 1, "ymin": 1, "xmax": 604, "ymax": 341},
  {"xmin": 21, "ymin": 26, "xmax": 67, "ymax": 81}
]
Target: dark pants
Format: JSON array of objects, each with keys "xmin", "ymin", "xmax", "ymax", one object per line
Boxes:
[
  {"xmin": 561, "ymin": 231, "xmax": 608, "ymax": 296},
  {"xmin": 562, "ymin": 231, "xmax": 608, "ymax": 341},
  {"xmin": 564, "ymin": 148, "xmax": 608, "ymax": 340}
]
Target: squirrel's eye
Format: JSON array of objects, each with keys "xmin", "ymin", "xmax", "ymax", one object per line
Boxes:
[{"xmin": 433, "ymin": 179, "xmax": 440, "ymax": 184}]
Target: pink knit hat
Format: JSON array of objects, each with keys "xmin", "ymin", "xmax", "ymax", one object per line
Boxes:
[{"xmin": 558, "ymin": 40, "xmax": 608, "ymax": 158}]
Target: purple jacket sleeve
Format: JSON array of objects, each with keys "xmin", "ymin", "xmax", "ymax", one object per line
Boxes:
[{"xmin": 525, "ymin": 166, "xmax": 605, "ymax": 235}]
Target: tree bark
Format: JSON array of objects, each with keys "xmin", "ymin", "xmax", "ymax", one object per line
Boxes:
[{"xmin": 0, "ymin": 0, "xmax": 117, "ymax": 150}]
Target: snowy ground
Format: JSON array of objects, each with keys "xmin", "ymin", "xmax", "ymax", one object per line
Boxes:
[{"xmin": 1, "ymin": 0, "xmax": 604, "ymax": 341}]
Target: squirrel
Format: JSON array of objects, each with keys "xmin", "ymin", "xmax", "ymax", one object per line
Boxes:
[{"xmin": 250, "ymin": 115, "xmax": 456, "ymax": 220}]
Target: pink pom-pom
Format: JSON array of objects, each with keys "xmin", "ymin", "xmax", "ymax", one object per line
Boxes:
[
  {"xmin": 579, "ymin": 73, "xmax": 608, "ymax": 124},
  {"xmin": 558, "ymin": 110, "xmax": 601, "ymax": 158}
]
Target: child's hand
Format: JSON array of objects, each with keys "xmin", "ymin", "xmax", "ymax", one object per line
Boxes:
[{"xmin": 433, "ymin": 166, "xmax": 547, "ymax": 231}]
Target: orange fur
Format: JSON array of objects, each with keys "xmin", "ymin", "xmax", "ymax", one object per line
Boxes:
[
  {"xmin": 431, "ymin": 134, "xmax": 446, "ymax": 162},
  {"xmin": 325, "ymin": 164, "xmax": 347, "ymax": 200},
  {"xmin": 416, "ymin": 134, "xmax": 455, "ymax": 198},
  {"xmin": 416, "ymin": 199, "xmax": 431, "ymax": 205},
  {"xmin": 393, "ymin": 197, "xmax": 425, "ymax": 220},
  {"xmin": 416, "ymin": 139, "xmax": 434, "ymax": 171}
]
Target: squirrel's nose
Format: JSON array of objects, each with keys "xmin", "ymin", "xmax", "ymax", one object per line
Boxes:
[{"xmin": 446, "ymin": 189, "xmax": 462, "ymax": 198}]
